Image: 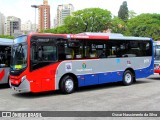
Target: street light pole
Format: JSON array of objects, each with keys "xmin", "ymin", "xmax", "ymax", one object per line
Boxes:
[{"xmin": 31, "ymin": 5, "xmax": 39, "ymax": 32}]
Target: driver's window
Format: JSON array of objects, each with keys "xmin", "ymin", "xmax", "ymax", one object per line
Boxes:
[{"xmin": 30, "ymin": 44, "xmax": 57, "ymax": 71}]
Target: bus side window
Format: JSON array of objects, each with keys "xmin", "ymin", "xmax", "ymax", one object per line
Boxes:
[
  {"xmin": 84, "ymin": 46, "xmax": 90, "ymax": 58},
  {"xmin": 90, "ymin": 49, "xmax": 97, "ymax": 58},
  {"xmin": 99, "ymin": 49, "xmax": 107, "ymax": 58}
]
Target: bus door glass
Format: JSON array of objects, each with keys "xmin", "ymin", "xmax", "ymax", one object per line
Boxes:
[
  {"xmin": 0, "ymin": 46, "xmax": 11, "ymax": 68},
  {"xmin": 0, "ymin": 45, "xmax": 11, "ymax": 83},
  {"xmin": 155, "ymin": 45, "xmax": 160, "ymax": 60}
]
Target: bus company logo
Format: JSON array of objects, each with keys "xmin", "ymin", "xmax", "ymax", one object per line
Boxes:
[
  {"xmin": 82, "ymin": 63, "xmax": 86, "ymax": 69},
  {"xmin": 76, "ymin": 63, "xmax": 92, "ymax": 72},
  {"xmin": 65, "ymin": 63, "xmax": 72, "ymax": 72},
  {"xmin": 144, "ymin": 59, "xmax": 150, "ymax": 64},
  {"xmin": 127, "ymin": 61, "xmax": 131, "ymax": 66},
  {"xmin": 116, "ymin": 58, "xmax": 121, "ymax": 64},
  {"xmin": 127, "ymin": 61, "xmax": 131, "ymax": 64}
]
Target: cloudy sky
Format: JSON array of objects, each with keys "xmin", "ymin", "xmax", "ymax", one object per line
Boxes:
[{"xmin": 0, "ymin": 0, "xmax": 160, "ymax": 26}]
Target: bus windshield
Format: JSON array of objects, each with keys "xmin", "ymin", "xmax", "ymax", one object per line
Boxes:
[
  {"xmin": 10, "ymin": 36, "xmax": 28, "ymax": 70},
  {"xmin": 155, "ymin": 45, "xmax": 160, "ymax": 60}
]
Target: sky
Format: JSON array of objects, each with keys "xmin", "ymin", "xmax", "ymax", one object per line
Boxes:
[{"xmin": 0, "ymin": 0, "xmax": 160, "ymax": 26}]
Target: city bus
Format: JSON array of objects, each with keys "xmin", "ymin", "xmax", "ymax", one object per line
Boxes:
[
  {"xmin": 0, "ymin": 38, "xmax": 13, "ymax": 85},
  {"xmin": 9, "ymin": 32, "xmax": 154, "ymax": 94},
  {"xmin": 154, "ymin": 41, "xmax": 160, "ymax": 74}
]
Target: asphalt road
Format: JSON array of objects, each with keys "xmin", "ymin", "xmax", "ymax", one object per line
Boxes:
[{"xmin": 0, "ymin": 74, "xmax": 160, "ymax": 119}]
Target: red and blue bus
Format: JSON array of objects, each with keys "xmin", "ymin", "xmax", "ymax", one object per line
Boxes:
[
  {"xmin": 10, "ymin": 32, "xmax": 154, "ymax": 94},
  {"xmin": 0, "ymin": 38, "xmax": 13, "ymax": 85},
  {"xmin": 154, "ymin": 41, "xmax": 160, "ymax": 74}
]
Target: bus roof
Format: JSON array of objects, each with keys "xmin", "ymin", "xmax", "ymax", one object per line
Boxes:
[
  {"xmin": 28, "ymin": 32, "xmax": 151, "ymax": 41},
  {"xmin": 0, "ymin": 38, "xmax": 14, "ymax": 46}
]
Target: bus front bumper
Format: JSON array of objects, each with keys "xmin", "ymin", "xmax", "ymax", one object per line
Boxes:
[{"xmin": 10, "ymin": 78, "xmax": 30, "ymax": 93}]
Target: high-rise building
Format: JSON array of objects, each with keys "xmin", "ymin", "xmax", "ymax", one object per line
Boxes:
[
  {"xmin": 56, "ymin": 4, "xmax": 74, "ymax": 27},
  {"xmin": 38, "ymin": 0, "xmax": 50, "ymax": 31},
  {"xmin": 21, "ymin": 20, "xmax": 38, "ymax": 34},
  {"xmin": 0, "ymin": 12, "xmax": 5, "ymax": 35},
  {"xmin": 21, "ymin": 20, "xmax": 32, "ymax": 31},
  {"xmin": 5, "ymin": 16, "xmax": 21, "ymax": 36},
  {"xmin": 53, "ymin": 15, "xmax": 57, "ymax": 28}
]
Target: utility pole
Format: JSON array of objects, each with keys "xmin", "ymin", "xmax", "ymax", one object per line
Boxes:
[{"xmin": 31, "ymin": 5, "xmax": 39, "ymax": 32}]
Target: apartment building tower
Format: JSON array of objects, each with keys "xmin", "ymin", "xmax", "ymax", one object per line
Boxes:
[
  {"xmin": 5, "ymin": 16, "xmax": 21, "ymax": 36},
  {"xmin": 56, "ymin": 4, "xmax": 74, "ymax": 27},
  {"xmin": 38, "ymin": 0, "xmax": 50, "ymax": 31}
]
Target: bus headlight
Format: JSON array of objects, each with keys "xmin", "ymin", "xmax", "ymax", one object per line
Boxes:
[{"xmin": 21, "ymin": 75, "xmax": 26, "ymax": 82}]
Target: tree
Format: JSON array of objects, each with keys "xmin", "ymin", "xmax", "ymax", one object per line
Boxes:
[
  {"xmin": 43, "ymin": 25, "xmax": 69, "ymax": 34},
  {"xmin": 64, "ymin": 8, "xmax": 112, "ymax": 33},
  {"xmin": 110, "ymin": 16, "xmax": 126, "ymax": 34},
  {"xmin": 43, "ymin": 8, "xmax": 111, "ymax": 34},
  {"xmin": 118, "ymin": 1, "xmax": 129, "ymax": 21},
  {"xmin": 128, "ymin": 10, "xmax": 136, "ymax": 19},
  {"xmin": 126, "ymin": 13, "xmax": 160, "ymax": 40},
  {"xmin": 0, "ymin": 35, "xmax": 14, "ymax": 39}
]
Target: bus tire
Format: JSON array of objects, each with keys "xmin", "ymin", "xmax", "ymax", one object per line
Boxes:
[
  {"xmin": 60, "ymin": 75, "xmax": 75, "ymax": 94},
  {"xmin": 123, "ymin": 70, "xmax": 133, "ymax": 86}
]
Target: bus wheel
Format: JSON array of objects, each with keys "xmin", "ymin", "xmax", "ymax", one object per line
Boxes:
[
  {"xmin": 60, "ymin": 75, "xmax": 75, "ymax": 94},
  {"xmin": 123, "ymin": 70, "xmax": 133, "ymax": 86}
]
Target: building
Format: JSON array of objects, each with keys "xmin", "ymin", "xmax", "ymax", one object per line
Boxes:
[
  {"xmin": 0, "ymin": 12, "xmax": 5, "ymax": 35},
  {"xmin": 56, "ymin": 4, "xmax": 74, "ymax": 27},
  {"xmin": 21, "ymin": 20, "xmax": 32, "ymax": 31},
  {"xmin": 21, "ymin": 20, "xmax": 38, "ymax": 34},
  {"xmin": 53, "ymin": 15, "xmax": 57, "ymax": 28},
  {"xmin": 38, "ymin": 0, "xmax": 50, "ymax": 31},
  {"xmin": 5, "ymin": 16, "xmax": 21, "ymax": 36}
]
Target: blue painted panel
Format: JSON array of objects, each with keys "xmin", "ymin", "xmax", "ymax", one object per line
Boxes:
[
  {"xmin": 77, "ymin": 58, "xmax": 154, "ymax": 87},
  {"xmin": 84, "ymin": 74, "xmax": 98, "ymax": 86},
  {"xmin": 135, "ymin": 65, "xmax": 154, "ymax": 79},
  {"xmin": 77, "ymin": 75, "xmax": 85, "ymax": 87},
  {"xmin": 99, "ymin": 72, "xmax": 123, "ymax": 84},
  {"xmin": 110, "ymin": 71, "xmax": 123, "ymax": 82}
]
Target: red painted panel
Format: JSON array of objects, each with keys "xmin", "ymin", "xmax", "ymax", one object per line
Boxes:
[
  {"xmin": 154, "ymin": 69, "xmax": 160, "ymax": 73},
  {"xmin": 0, "ymin": 69, "xmax": 5, "ymax": 81},
  {"xmin": 28, "ymin": 62, "xmax": 61, "ymax": 93},
  {"xmin": 70, "ymin": 35, "xmax": 109, "ymax": 40}
]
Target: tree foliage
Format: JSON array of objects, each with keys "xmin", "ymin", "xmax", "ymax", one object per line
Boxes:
[
  {"xmin": 0, "ymin": 35, "xmax": 14, "ymax": 39},
  {"xmin": 110, "ymin": 17, "xmax": 126, "ymax": 34},
  {"xmin": 43, "ymin": 7, "xmax": 160, "ymax": 41},
  {"xmin": 44, "ymin": 25, "xmax": 69, "ymax": 34},
  {"xmin": 126, "ymin": 13, "xmax": 160, "ymax": 40},
  {"xmin": 118, "ymin": 1, "xmax": 129, "ymax": 21},
  {"xmin": 64, "ymin": 8, "xmax": 111, "ymax": 33},
  {"xmin": 128, "ymin": 10, "xmax": 136, "ymax": 19},
  {"xmin": 64, "ymin": 8, "xmax": 112, "ymax": 33},
  {"xmin": 44, "ymin": 8, "xmax": 112, "ymax": 34}
]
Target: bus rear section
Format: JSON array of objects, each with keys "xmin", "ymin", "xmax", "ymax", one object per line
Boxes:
[
  {"xmin": 0, "ymin": 38, "xmax": 13, "ymax": 85},
  {"xmin": 10, "ymin": 33, "xmax": 154, "ymax": 94},
  {"xmin": 154, "ymin": 41, "xmax": 160, "ymax": 74}
]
